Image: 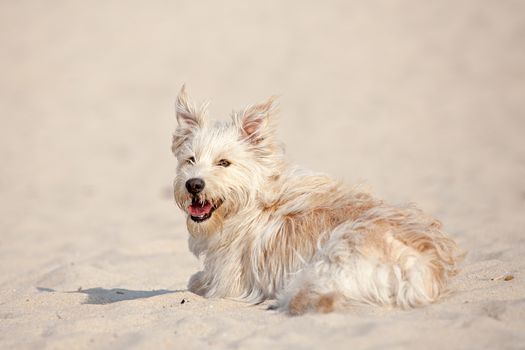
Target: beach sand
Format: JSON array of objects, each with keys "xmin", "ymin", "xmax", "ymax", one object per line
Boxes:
[{"xmin": 1, "ymin": 1, "xmax": 524, "ymax": 349}]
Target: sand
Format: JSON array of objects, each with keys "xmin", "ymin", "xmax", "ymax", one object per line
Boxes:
[{"xmin": 1, "ymin": 1, "xmax": 524, "ymax": 349}]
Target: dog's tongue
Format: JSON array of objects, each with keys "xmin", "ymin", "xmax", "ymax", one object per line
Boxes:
[{"xmin": 189, "ymin": 201, "xmax": 212, "ymax": 216}]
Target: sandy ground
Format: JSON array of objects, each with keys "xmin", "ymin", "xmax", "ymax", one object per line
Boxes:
[{"xmin": 1, "ymin": 1, "xmax": 525, "ymax": 349}]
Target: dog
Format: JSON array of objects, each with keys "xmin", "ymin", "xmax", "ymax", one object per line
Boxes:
[{"xmin": 172, "ymin": 86, "xmax": 462, "ymax": 315}]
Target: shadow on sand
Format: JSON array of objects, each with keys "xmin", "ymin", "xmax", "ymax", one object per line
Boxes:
[{"xmin": 37, "ymin": 286, "xmax": 183, "ymax": 304}]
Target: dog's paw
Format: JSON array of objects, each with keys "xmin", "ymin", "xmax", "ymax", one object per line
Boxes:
[{"xmin": 188, "ymin": 271, "xmax": 208, "ymax": 296}]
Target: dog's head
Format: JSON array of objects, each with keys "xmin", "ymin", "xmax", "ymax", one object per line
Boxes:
[{"xmin": 172, "ymin": 86, "xmax": 283, "ymax": 236}]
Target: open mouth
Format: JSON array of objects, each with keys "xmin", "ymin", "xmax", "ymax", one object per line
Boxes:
[{"xmin": 188, "ymin": 197, "xmax": 222, "ymax": 223}]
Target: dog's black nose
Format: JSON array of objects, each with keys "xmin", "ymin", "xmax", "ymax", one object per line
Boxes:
[{"xmin": 186, "ymin": 178, "xmax": 205, "ymax": 195}]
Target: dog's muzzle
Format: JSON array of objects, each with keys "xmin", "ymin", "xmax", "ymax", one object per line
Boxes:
[{"xmin": 188, "ymin": 197, "xmax": 223, "ymax": 223}]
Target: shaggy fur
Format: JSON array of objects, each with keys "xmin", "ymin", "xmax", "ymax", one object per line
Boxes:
[{"xmin": 172, "ymin": 86, "xmax": 463, "ymax": 315}]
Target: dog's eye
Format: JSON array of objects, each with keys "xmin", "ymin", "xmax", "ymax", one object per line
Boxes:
[
  {"xmin": 217, "ymin": 159, "xmax": 231, "ymax": 167},
  {"xmin": 186, "ymin": 156, "xmax": 195, "ymax": 165}
]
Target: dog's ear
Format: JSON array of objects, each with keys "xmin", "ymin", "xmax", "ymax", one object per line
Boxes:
[
  {"xmin": 234, "ymin": 96, "xmax": 278, "ymax": 145},
  {"xmin": 176, "ymin": 85, "xmax": 207, "ymax": 129},
  {"xmin": 172, "ymin": 85, "xmax": 208, "ymax": 154}
]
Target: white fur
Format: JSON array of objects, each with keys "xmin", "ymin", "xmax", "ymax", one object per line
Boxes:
[{"xmin": 172, "ymin": 87, "xmax": 462, "ymax": 314}]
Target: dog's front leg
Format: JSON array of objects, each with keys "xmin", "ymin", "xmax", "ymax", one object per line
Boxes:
[{"xmin": 188, "ymin": 271, "xmax": 209, "ymax": 296}]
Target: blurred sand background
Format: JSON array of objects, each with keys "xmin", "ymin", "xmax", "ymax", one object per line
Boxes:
[{"xmin": 1, "ymin": 0, "xmax": 525, "ymax": 349}]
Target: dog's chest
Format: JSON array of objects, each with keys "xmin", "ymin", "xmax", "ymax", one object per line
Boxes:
[{"xmin": 216, "ymin": 216, "xmax": 312, "ymax": 298}]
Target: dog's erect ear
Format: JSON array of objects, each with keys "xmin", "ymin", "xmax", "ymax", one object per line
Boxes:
[
  {"xmin": 234, "ymin": 96, "xmax": 278, "ymax": 145},
  {"xmin": 172, "ymin": 85, "xmax": 208, "ymax": 154},
  {"xmin": 176, "ymin": 85, "xmax": 207, "ymax": 129}
]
